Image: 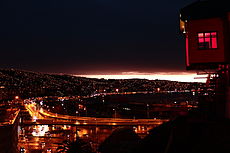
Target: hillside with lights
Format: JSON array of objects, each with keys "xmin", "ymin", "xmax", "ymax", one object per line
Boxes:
[{"xmin": 0, "ymin": 69, "xmax": 205, "ymax": 100}]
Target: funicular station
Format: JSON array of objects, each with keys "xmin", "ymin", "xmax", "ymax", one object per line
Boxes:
[{"xmin": 180, "ymin": 0, "xmax": 230, "ymax": 118}]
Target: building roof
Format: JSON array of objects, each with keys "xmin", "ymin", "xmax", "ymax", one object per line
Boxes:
[{"xmin": 180, "ymin": 0, "xmax": 230, "ymax": 21}]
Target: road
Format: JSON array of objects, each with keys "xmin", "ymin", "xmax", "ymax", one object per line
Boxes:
[{"xmin": 24, "ymin": 103, "xmax": 169, "ymax": 126}]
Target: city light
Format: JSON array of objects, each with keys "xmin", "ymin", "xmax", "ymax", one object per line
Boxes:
[
  {"xmin": 31, "ymin": 125, "xmax": 49, "ymax": 137},
  {"xmin": 33, "ymin": 116, "xmax": 37, "ymax": 122},
  {"xmin": 15, "ymin": 96, "xmax": 19, "ymax": 100},
  {"xmin": 78, "ymin": 72, "xmax": 207, "ymax": 82}
]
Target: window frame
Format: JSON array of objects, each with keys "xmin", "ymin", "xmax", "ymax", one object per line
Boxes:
[{"xmin": 197, "ymin": 31, "xmax": 218, "ymax": 50}]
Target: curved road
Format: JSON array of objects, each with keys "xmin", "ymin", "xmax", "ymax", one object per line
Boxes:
[{"xmin": 25, "ymin": 103, "xmax": 169, "ymax": 126}]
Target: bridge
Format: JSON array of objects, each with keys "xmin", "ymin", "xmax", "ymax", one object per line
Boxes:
[{"xmin": 22, "ymin": 103, "xmax": 169, "ymax": 126}]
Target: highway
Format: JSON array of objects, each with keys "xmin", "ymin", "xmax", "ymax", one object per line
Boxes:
[{"xmin": 24, "ymin": 103, "xmax": 169, "ymax": 126}]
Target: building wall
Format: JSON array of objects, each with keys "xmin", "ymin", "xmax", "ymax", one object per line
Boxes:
[
  {"xmin": 0, "ymin": 117, "xmax": 19, "ymax": 153},
  {"xmin": 187, "ymin": 17, "xmax": 226, "ymax": 65},
  {"xmin": 224, "ymin": 12, "xmax": 230, "ymax": 63}
]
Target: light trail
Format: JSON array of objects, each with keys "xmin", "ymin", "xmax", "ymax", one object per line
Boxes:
[{"xmin": 24, "ymin": 102, "xmax": 169, "ymax": 126}]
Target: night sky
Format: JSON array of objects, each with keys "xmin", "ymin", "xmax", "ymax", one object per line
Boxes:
[{"xmin": 0, "ymin": 0, "xmax": 195, "ymax": 75}]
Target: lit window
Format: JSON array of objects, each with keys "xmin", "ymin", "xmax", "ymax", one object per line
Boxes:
[{"xmin": 198, "ymin": 32, "xmax": 217, "ymax": 49}]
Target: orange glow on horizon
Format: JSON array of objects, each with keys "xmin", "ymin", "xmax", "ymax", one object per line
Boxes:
[{"xmin": 76, "ymin": 72, "xmax": 207, "ymax": 83}]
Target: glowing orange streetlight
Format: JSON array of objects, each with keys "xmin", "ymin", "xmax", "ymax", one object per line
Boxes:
[
  {"xmin": 157, "ymin": 88, "xmax": 160, "ymax": 92},
  {"xmin": 15, "ymin": 96, "xmax": 19, "ymax": 100}
]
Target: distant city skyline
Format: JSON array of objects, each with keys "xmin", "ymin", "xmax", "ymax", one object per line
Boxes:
[{"xmin": 78, "ymin": 71, "xmax": 207, "ymax": 82}]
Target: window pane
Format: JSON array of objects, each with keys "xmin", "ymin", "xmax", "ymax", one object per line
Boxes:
[
  {"xmin": 212, "ymin": 38, "xmax": 217, "ymax": 48},
  {"xmin": 199, "ymin": 38, "xmax": 204, "ymax": 43},
  {"xmin": 198, "ymin": 33, "xmax": 204, "ymax": 37},
  {"xmin": 205, "ymin": 38, "xmax": 211, "ymax": 48},
  {"xmin": 205, "ymin": 33, "xmax": 210, "ymax": 37},
  {"xmin": 205, "ymin": 37, "xmax": 210, "ymax": 42},
  {"xmin": 211, "ymin": 32, "xmax": 217, "ymax": 37}
]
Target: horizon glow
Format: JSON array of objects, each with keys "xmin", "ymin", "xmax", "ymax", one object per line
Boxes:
[{"xmin": 76, "ymin": 72, "xmax": 207, "ymax": 83}]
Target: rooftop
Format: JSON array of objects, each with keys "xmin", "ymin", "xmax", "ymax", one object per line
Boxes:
[{"xmin": 180, "ymin": 0, "xmax": 230, "ymax": 21}]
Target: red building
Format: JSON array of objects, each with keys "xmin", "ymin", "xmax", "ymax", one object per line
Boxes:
[{"xmin": 180, "ymin": 0, "xmax": 230, "ymax": 70}]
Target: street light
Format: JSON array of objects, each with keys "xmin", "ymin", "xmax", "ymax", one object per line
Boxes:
[
  {"xmin": 146, "ymin": 104, "xmax": 150, "ymax": 118},
  {"xmin": 15, "ymin": 96, "xmax": 19, "ymax": 100},
  {"xmin": 84, "ymin": 107, "xmax": 87, "ymax": 117},
  {"xmin": 112, "ymin": 108, "xmax": 116, "ymax": 119}
]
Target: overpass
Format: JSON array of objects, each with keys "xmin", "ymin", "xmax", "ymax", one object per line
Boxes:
[
  {"xmin": 22, "ymin": 118, "xmax": 168, "ymax": 126},
  {"xmin": 23, "ymin": 103, "xmax": 169, "ymax": 126}
]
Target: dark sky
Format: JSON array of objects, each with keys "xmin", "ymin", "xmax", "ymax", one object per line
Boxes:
[{"xmin": 0, "ymin": 0, "xmax": 195, "ymax": 75}]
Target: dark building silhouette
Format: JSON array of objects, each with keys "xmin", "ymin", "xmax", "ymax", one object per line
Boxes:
[
  {"xmin": 180, "ymin": 0, "xmax": 230, "ymax": 70},
  {"xmin": 0, "ymin": 109, "xmax": 20, "ymax": 153},
  {"xmin": 134, "ymin": 114, "xmax": 230, "ymax": 153},
  {"xmin": 180, "ymin": 0, "xmax": 230, "ymax": 119},
  {"xmin": 98, "ymin": 127, "xmax": 141, "ymax": 153}
]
